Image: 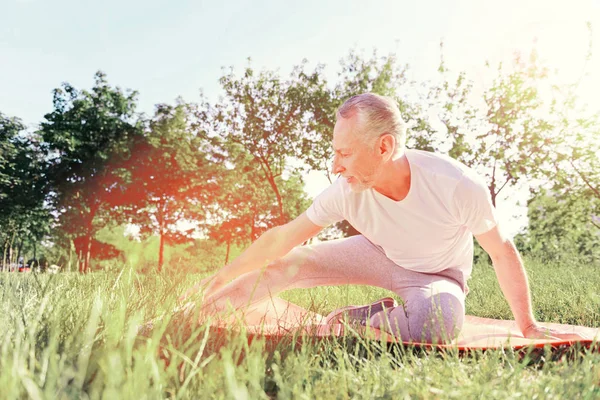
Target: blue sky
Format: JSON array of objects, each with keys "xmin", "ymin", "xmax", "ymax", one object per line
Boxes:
[
  {"xmin": 1, "ymin": 0, "xmax": 598, "ymax": 233},
  {"xmin": 1, "ymin": 0, "xmax": 450, "ymax": 125},
  {"xmin": 4, "ymin": 0, "xmax": 596, "ymax": 127}
]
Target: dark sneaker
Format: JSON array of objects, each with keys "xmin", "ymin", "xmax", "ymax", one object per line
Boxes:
[{"xmin": 325, "ymin": 297, "xmax": 398, "ymax": 325}]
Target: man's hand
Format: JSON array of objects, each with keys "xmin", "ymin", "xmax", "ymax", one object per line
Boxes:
[
  {"xmin": 178, "ymin": 274, "xmax": 224, "ymax": 304},
  {"xmin": 522, "ymin": 322, "xmax": 590, "ymax": 341}
]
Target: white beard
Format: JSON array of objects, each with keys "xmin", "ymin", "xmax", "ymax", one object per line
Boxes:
[
  {"xmin": 348, "ymin": 161, "xmax": 381, "ymax": 193},
  {"xmin": 347, "ymin": 173, "xmax": 377, "ymax": 193},
  {"xmin": 348, "ymin": 180, "xmax": 370, "ymax": 193}
]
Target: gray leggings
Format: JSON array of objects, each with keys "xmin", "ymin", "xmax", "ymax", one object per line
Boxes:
[{"xmin": 206, "ymin": 235, "xmax": 466, "ymax": 343}]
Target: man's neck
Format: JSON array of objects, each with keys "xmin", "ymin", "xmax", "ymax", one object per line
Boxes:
[{"xmin": 373, "ymin": 152, "xmax": 411, "ymax": 201}]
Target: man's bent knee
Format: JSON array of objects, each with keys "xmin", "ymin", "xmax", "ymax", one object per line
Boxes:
[{"xmin": 407, "ymin": 293, "xmax": 465, "ymax": 344}]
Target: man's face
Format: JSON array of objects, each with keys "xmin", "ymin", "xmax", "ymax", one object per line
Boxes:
[{"xmin": 331, "ymin": 115, "xmax": 383, "ymax": 192}]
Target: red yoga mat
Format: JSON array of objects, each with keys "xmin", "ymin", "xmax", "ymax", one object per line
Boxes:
[{"xmin": 206, "ymin": 296, "xmax": 600, "ymax": 351}]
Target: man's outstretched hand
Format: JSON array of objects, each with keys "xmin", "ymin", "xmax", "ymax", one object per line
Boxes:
[
  {"xmin": 522, "ymin": 323, "xmax": 590, "ymax": 341},
  {"xmin": 178, "ymin": 274, "xmax": 224, "ymax": 304}
]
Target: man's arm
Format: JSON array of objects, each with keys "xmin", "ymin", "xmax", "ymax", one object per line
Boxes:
[
  {"xmin": 476, "ymin": 225, "xmax": 586, "ymax": 340},
  {"xmin": 182, "ymin": 212, "xmax": 323, "ymax": 300},
  {"xmin": 475, "ymin": 226, "xmax": 536, "ymax": 333}
]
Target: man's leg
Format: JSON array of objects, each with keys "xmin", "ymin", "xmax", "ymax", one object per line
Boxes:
[
  {"xmin": 369, "ymin": 277, "xmax": 465, "ymax": 344},
  {"xmin": 201, "ymin": 235, "xmax": 402, "ymax": 313},
  {"xmin": 201, "ymin": 234, "xmax": 466, "ymax": 343}
]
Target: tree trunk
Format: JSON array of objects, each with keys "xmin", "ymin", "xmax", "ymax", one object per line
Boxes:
[
  {"xmin": 85, "ymin": 235, "xmax": 92, "ymax": 273},
  {"xmin": 158, "ymin": 202, "xmax": 165, "ymax": 272},
  {"xmin": 158, "ymin": 228, "xmax": 165, "ymax": 272},
  {"xmin": 69, "ymin": 240, "xmax": 74, "ymax": 273},
  {"xmin": 2, "ymin": 241, "xmax": 7, "ymax": 272},
  {"xmin": 16, "ymin": 239, "xmax": 23, "ymax": 266},
  {"xmin": 8, "ymin": 230, "xmax": 16, "ymax": 270},
  {"xmin": 84, "ymin": 203, "xmax": 100, "ymax": 273},
  {"xmin": 265, "ymin": 175, "xmax": 285, "ymax": 223},
  {"xmin": 78, "ymin": 204, "xmax": 97, "ymax": 273},
  {"xmin": 78, "ymin": 250, "xmax": 84, "ymax": 273},
  {"xmin": 79, "ymin": 226, "xmax": 94, "ymax": 273},
  {"xmin": 489, "ymin": 160, "xmax": 497, "ymax": 208},
  {"xmin": 490, "ymin": 189, "xmax": 497, "ymax": 208},
  {"xmin": 250, "ymin": 210, "xmax": 257, "ymax": 241},
  {"xmin": 225, "ymin": 239, "xmax": 231, "ymax": 264},
  {"xmin": 257, "ymin": 157, "xmax": 286, "ymax": 224}
]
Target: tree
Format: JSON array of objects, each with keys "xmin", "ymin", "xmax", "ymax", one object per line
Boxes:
[
  {"xmin": 544, "ymin": 71, "xmax": 600, "ymax": 204},
  {"xmin": 0, "ymin": 113, "xmax": 25, "ymax": 267},
  {"xmin": 0, "ymin": 114, "xmax": 51, "ymax": 269},
  {"xmin": 0, "ymin": 113, "xmax": 24, "ymax": 194},
  {"xmin": 545, "ymin": 23, "xmax": 600, "ymax": 206},
  {"xmin": 516, "ymin": 188, "xmax": 600, "ymax": 263},
  {"xmin": 433, "ymin": 49, "xmax": 554, "ymax": 207},
  {"xmin": 40, "ymin": 71, "xmax": 143, "ymax": 272},
  {"xmin": 118, "ymin": 103, "xmax": 219, "ymax": 271},
  {"xmin": 205, "ymin": 140, "xmax": 310, "ymax": 264},
  {"xmin": 204, "ymin": 144, "xmax": 270, "ymax": 264},
  {"xmin": 427, "ymin": 43, "xmax": 481, "ymax": 164},
  {"xmin": 209, "ymin": 62, "xmax": 315, "ymax": 226}
]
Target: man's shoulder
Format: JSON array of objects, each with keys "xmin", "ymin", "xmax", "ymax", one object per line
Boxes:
[{"xmin": 407, "ymin": 149, "xmax": 472, "ymax": 182}]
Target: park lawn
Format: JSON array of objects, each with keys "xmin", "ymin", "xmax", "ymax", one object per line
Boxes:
[{"xmin": 0, "ymin": 256, "xmax": 599, "ymax": 399}]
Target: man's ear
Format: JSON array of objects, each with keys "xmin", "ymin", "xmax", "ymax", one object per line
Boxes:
[{"xmin": 378, "ymin": 133, "xmax": 396, "ymax": 157}]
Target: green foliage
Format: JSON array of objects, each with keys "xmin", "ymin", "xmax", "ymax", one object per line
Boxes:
[
  {"xmin": 515, "ymin": 189, "xmax": 600, "ymax": 263},
  {"xmin": 204, "ymin": 143, "xmax": 310, "ymax": 262},
  {"xmin": 433, "ymin": 49, "xmax": 555, "ymax": 206},
  {"xmin": 545, "ymin": 76, "xmax": 600, "ymax": 204},
  {"xmin": 430, "ymin": 45, "xmax": 600, "ymax": 259},
  {"xmin": 40, "ymin": 71, "xmax": 144, "ymax": 272},
  {"xmin": 116, "ymin": 103, "xmax": 219, "ymax": 271},
  {"xmin": 0, "ymin": 113, "xmax": 51, "ymax": 265},
  {"xmin": 204, "ymin": 142, "xmax": 281, "ymax": 247},
  {"xmin": 211, "ymin": 62, "xmax": 311, "ymax": 224},
  {"xmin": 0, "ymin": 113, "xmax": 26, "ymax": 191},
  {"xmin": 202, "ymin": 64, "xmax": 313, "ymax": 255},
  {"xmin": 3, "ymin": 45, "xmax": 599, "ymax": 268}
]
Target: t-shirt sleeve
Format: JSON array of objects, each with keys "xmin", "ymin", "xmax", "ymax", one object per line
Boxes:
[
  {"xmin": 305, "ymin": 178, "xmax": 345, "ymax": 227},
  {"xmin": 453, "ymin": 173, "xmax": 499, "ymax": 235}
]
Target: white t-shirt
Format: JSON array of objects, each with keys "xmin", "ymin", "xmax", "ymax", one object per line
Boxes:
[{"xmin": 306, "ymin": 149, "xmax": 498, "ymax": 278}]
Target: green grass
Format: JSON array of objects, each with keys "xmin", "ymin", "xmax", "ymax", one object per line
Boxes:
[{"xmin": 0, "ymin": 256, "xmax": 599, "ymax": 399}]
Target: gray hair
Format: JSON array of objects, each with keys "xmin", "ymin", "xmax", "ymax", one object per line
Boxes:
[{"xmin": 337, "ymin": 93, "xmax": 407, "ymax": 150}]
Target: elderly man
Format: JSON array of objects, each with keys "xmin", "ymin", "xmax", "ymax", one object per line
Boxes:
[{"xmin": 184, "ymin": 93, "xmax": 581, "ymax": 343}]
